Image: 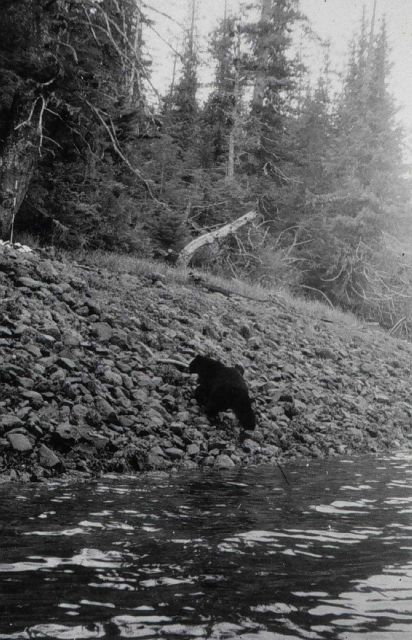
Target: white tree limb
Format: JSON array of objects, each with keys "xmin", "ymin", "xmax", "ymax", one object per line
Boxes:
[{"xmin": 177, "ymin": 210, "xmax": 258, "ymax": 267}]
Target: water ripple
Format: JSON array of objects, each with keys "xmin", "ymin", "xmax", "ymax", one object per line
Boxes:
[{"xmin": 1, "ymin": 453, "xmax": 412, "ymax": 639}]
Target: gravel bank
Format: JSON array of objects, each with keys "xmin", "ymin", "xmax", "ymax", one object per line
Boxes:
[{"xmin": 1, "ymin": 243, "xmax": 412, "ymax": 483}]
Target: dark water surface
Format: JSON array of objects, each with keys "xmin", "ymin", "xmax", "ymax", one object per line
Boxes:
[{"xmin": 1, "ymin": 453, "xmax": 412, "ymax": 639}]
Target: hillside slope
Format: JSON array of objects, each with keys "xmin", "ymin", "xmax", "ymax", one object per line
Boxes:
[{"xmin": 1, "ymin": 243, "xmax": 412, "ymax": 482}]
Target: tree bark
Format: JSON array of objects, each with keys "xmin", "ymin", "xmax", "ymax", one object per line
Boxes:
[
  {"xmin": 0, "ymin": 0, "xmax": 53, "ymax": 239},
  {"xmin": 226, "ymin": 24, "xmax": 242, "ymax": 182},
  {"xmin": 0, "ymin": 91, "xmax": 40, "ymax": 239},
  {"xmin": 177, "ymin": 210, "xmax": 257, "ymax": 266}
]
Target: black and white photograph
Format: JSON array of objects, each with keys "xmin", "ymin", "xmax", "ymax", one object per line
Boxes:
[{"xmin": 1, "ymin": 1, "xmax": 412, "ymax": 638}]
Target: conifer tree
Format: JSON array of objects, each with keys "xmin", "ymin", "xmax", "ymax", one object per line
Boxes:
[
  {"xmin": 295, "ymin": 45, "xmax": 334, "ymax": 193},
  {"xmin": 200, "ymin": 15, "xmax": 239, "ymax": 171},
  {"xmin": 164, "ymin": 0, "xmax": 199, "ymax": 154},
  {"xmin": 300, "ymin": 10, "xmax": 410, "ymax": 319},
  {"xmin": 242, "ymin": 0, "xmax": 303, "ymax": 180}
]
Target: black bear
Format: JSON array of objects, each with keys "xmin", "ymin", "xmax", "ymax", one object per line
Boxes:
[{"xmin": 189, "ymin": 355, "xmax": 255, "ymax": 430}]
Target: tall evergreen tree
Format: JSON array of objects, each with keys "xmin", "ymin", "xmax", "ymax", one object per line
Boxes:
[
  {"xmin": 294, "ymin": 46, "xmax": 334, "ymax": 193},
  {"xmin": 242, "ymin": 0, "xmax": 303, "ymax": 180},
  {"xmin": 164, "ymin": 0, "xmax": 199, "ymax": 154},
  {"xmin": 200, "ymin": 15, "xmax": 239, "ymax": 170},
  {"xmin": 300, "ymin": 12, "xmax": 410, "ymax": 318}
]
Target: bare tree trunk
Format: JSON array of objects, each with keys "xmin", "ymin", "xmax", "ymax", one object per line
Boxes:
[
  {"xmin": 366, "ymin": 0, "xmax": 378, "ymax": 82},
  {"xmin": 227, "ymin": 130, "xmax": 235, "ymax": 182},
  {"xmin": 252, "ymin": 0, "xmax": 272, "ymax": 111},
  {"xmin": 227, "ymin": 24, "xmax": 242, "ymax": 182},
  {"xmin": 188, "ymin": 0, "xmax": 197, "ymax": 58},
  {"xmin": 0, "ymin": 91, "xmax": 40, "ymax": 239},
  {"xmin": 127, "ymin": 0, "xmax": 143, "ymax": 104},
  {"xmin": 0, "ymin": 0, "xmax": 53, "ymax": 239}
]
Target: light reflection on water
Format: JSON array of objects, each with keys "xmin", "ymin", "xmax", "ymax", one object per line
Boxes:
[{"xmin": 0, "ymin": 453, "xmax": 412, "ymax": 639}]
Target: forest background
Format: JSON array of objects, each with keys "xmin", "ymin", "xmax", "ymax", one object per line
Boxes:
[{"xmin": 0, "ymin": 0, "xmax": 411, "ymax": 334}]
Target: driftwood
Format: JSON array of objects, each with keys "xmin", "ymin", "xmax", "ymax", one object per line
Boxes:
[{"xmin": 177, "ymin": 210, "xmax": 258, "ymax": 267}]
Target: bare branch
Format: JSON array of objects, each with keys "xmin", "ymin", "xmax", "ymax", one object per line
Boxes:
[
  {"xmin": 299, "ymin": 284, "xmax": 334, "ymax": 309},
  {"xmin": 56, "ymin": 39, "xmax": 79, "ymax": 63},
  {"xmin": 14, "ymin": 98, "xmax": 41, "ymax": 131}
]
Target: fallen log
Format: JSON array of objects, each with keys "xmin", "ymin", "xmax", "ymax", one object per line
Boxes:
[{"xmin": 177, "ymin": 210, "xmax": 258, "ymax": 267}]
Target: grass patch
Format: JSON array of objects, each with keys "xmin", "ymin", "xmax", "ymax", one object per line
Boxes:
[{"xmin": 50, "ymin": 247, "xmax": 378, "ymax": 338}]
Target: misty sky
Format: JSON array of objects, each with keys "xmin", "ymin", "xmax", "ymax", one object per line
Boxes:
[{"xmin": 146, "ymin": 0, "xmax": 412, "ymax": 150}]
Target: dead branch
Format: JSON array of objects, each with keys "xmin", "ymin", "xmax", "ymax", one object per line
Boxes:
[
  {"xmin": 85, "ymin": 100, "xmax": 162, "ymax": 203},
  {"xmin": 56, "ymin": 39, "xmax": 79, "ymax": 63},
  {"xmin": 389, "ymin": 316, "xmax": 407, "ymax": 336},
  {"xmin": 14, "ymin": 98, "xmax": 41, "ymax": 131},
  {"xmin": 177, "ymin": 210, "xmax": 258, "ymax": 267},
  {"xmin": 299, "ymin": 284, "xmax": 334, "ymax": 309}
]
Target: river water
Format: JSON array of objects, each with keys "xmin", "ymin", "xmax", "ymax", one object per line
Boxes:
[{"xmin": 1, "ymin": 453, "xmax": 412, "ymax": 639}]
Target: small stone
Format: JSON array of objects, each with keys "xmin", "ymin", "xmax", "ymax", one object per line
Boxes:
[
  {"xmin": 165, "ymin": 447, "xmax": 184, "ymax": 460},
  {"xmin": 35, "ymin": 260, "xmax": 59, "ymax": 282},
  {"xmin": 181, "ymin": 459, "xmax": 198, "ymax": 470},
  {"xmin": 110, "ymin": 329, "xmax": 129, "ymax": 347},
  {"xmin": 92, "ymin": 322, "xmax": 113, "ymax": 342},
  {"xmin": 131, "ymin": 389, "xmax": 149, "ymax": 405},
  {"xmin": 269, "ymin": 405, "xmax": 285, "ymax": 419},
  {"xmin": 375, "ymin": 393, "xmax": 390, "ymax": 403},
  {"xmin": 187, "ymin": 443, "xmax": 200, "ymax": 456},
  {"xmin": 36, "ymin": 333, "xmax": 56, "ymax": 346},
  {"xmin": 84, "ymin": 431, "xmax": 109, "ymax": 450},
  {"xmin": 261, "ymin": 444, "xmax": 280, "ymax": 457},
  {"xmin": 21, "ymin": 390, "xmax": 44, "ymax": 408},
  {"xmin": 95, "ymin": 397, "xmax": 116, "ymax": 422},
  {"xmin": 61, "ymin": 329, "xmax": 82, "ymax": 347},
  {"xmin": 0, "ymin": 415, "xmax": 25, "ymax": 433},
  {"xmin": 16, "ymin": 276, "xmax": 43, "ymax": 290},
  {"xmin": 13, "ymin": 324, "xmax": 30, "ymax": 337},
  {"xmin": 147, "ymin": 453, "xmax": 170, "ymax": 469},
  {"xmin": 214, "ymin": 454, "xmax": 235, "ymax": 468},
  {"xmin": 57, "ymin": 357, "xmax": 77, "ymax": 371},
  {"xmin": 23, "ymin": 344, "xmax": 42, "ymax": 358},
  {"xmin": 39, "ymin": 444, "xmax": 60, "ymax": 468},
  {"xmin": 242, "ymin": 439, "xmax": 261, "ymax": 454},
  {"xmin": 71, "ymin": 404, "xmax": 88, "ymax": 420},
  {"xmin": 86, "ymin": 300, "xmax": 101, "ymax": 315},
  {"xmin": 170, "ymin": 422, "xmax": 184, "ymax": 437},
  {"xmin": 248, "ymin": 337, "xmax": 261, "ymax": 350},
  {"xmin": 19, "ymin": 377, "xmax": 34, "ymax": 389},
  {"xmin": 54, "ymin": 423, "xmax": 81, "ymax": 445},
  {"xmin": 7, "ymin": 432, "xmax": 33, "ymax": 452},
  {"xmin": 102, "ymin": 368, "xmax": 123, "ymax": 386},
  {"xmin": 42, "ymin": 325, "xmax": 61, "ymax": 341},
  {"xmin": 149, "ymin": 445, "xmax": 165, "ymax": 457},
  {"xmin": 86, "ymin": 409, "xmax": 102, "ymax": 427}
]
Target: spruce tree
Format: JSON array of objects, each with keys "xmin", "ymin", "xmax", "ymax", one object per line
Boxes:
[
  {"xmin": 200, "ymin": 15, "xmax": 239, "ymax": 170},
  {"xmin": 164, "ymin": 0, "xmax": 199, "ymax": 154},
  {"xmin": 301, "ymin": 12, "xmax": 410, "ymax": 320},
  {"xmin": 242, "ymin": 0, "xmax": 303, "ymax": 180}
]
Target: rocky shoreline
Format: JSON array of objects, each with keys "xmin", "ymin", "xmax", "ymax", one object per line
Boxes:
[{"xmin": 1, "ymin": 242, "xmax": 412, "ymax": 483}]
